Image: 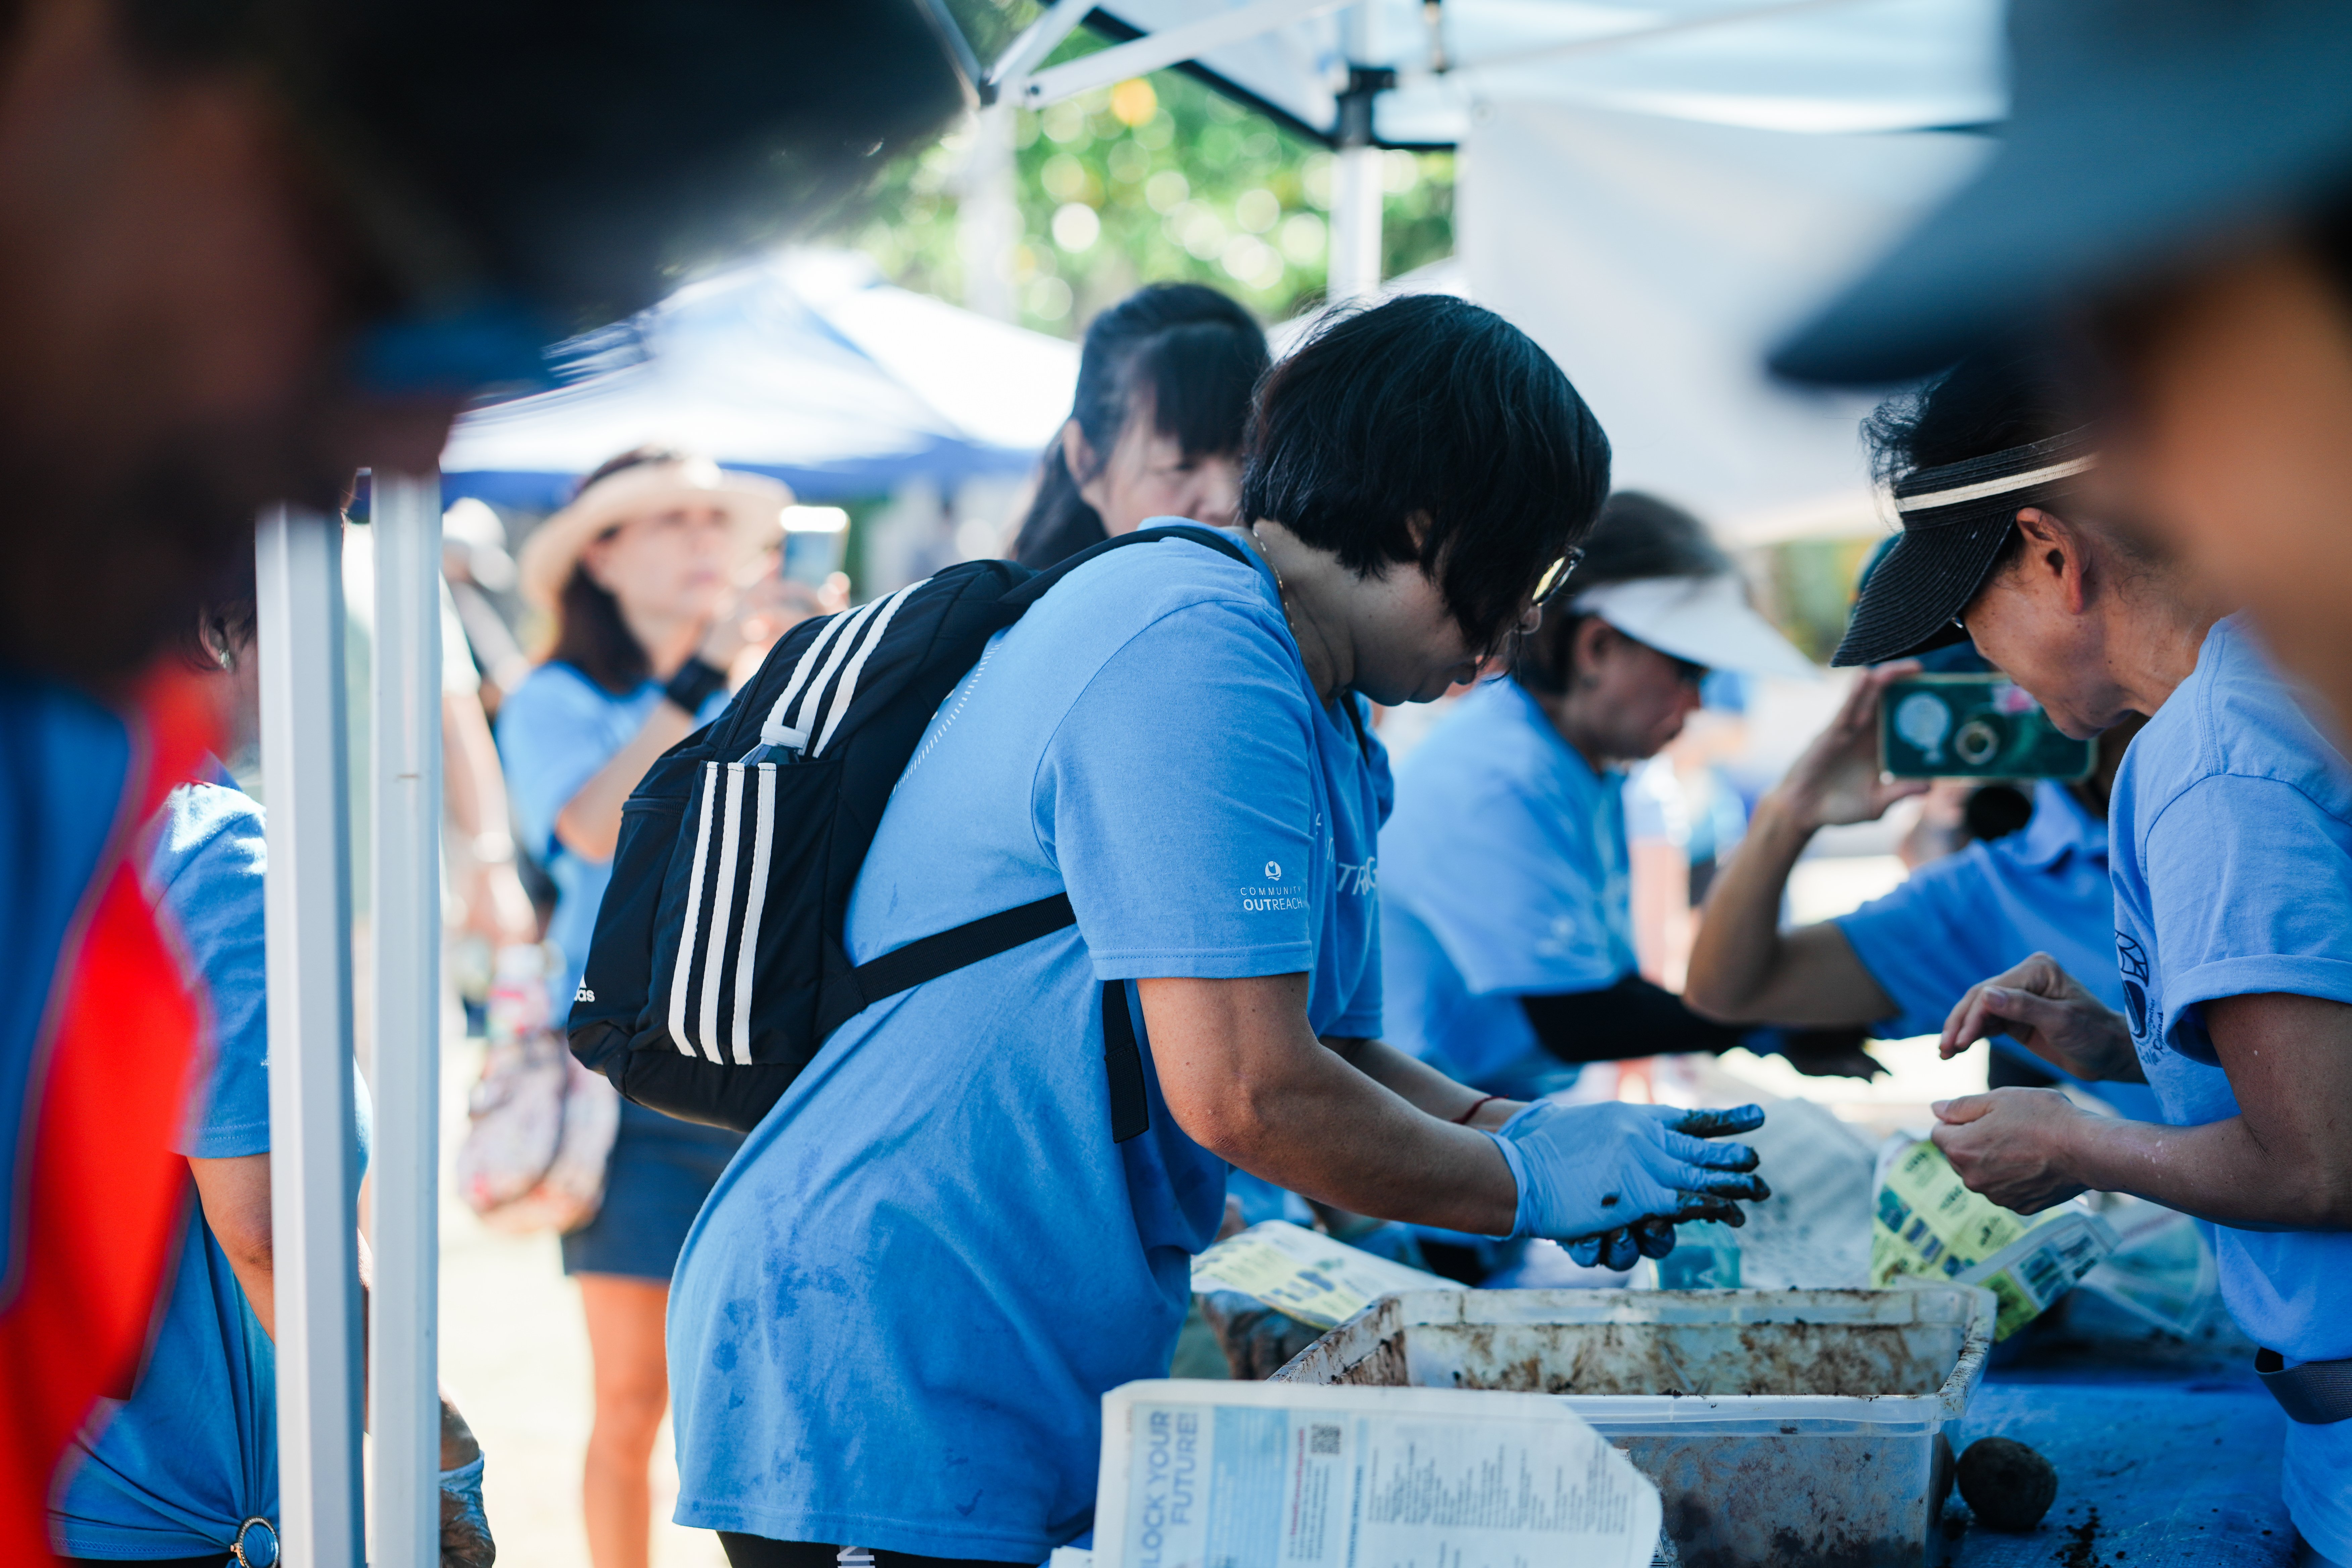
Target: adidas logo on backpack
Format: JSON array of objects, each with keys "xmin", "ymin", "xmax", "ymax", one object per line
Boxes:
[{"xmin": 565, "ymin": 525, "xmax": 1245, "ymax": 1134}]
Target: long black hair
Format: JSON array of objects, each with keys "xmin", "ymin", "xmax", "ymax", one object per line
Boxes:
[
  {"xmin": 1512, "ymin": 492, "xmax": 1727, "ymax": 695},
  {"xmin": 1011, "ymin": 283, "xmax": 1269, "ymax": 568},
  {"xmin": 544, "ymin": 445, "xmax": 683, "ymax": 693}
]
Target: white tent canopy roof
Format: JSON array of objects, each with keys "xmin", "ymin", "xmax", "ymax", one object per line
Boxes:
[{"xmin": 1004, "ymin": 0, "xmax": 2007, "ymax": 143}]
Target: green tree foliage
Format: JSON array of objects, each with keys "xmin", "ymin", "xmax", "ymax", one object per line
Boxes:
[{"xmin": 829, "ymin": 27, "xmax": 1454, "ymax": 334}]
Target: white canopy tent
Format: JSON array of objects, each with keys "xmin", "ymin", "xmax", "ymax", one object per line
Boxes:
[{"xmin": 998, "ymin": 0, "xmax": 2005, "ymax": 539}]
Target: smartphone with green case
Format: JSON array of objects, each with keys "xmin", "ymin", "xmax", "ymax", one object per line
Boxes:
[{"xmin": 1879, "ymin": 673, "xmax": 2093, "ymax": 780}]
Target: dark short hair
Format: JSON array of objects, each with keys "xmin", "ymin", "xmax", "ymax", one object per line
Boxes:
[
  {"xmin": 542, "ymin": 445, "xmax": 683, "ymax": 693},
  {"xmin": 1511, "ymin": 492, "xmax": 1727, "ymax": 695},
  {"xmin": 1241, "ymin": 294, "xmax": 1610, "ymax": 651},
  {"xmin": 1862, "ymin": 345, "xmax": 2093, "ymax": 583},
  {"xmin": 1013, "ymin": 283, "xmax": 1269, "ymax": 568}
]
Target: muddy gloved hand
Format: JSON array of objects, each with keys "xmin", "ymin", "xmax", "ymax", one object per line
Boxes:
[
  {"xmin": 439, "ymin": 1453, "xmax": 494, "ymax": 1568},
  {"xmin": 1485, "ymin": 1101, "xmax": 1770, "ymax": 1262}
]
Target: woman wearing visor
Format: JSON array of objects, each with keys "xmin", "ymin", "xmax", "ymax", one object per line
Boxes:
[{"xmin": 1379, "ymin": 493, "xmax": 1824, "ymax": 1098}]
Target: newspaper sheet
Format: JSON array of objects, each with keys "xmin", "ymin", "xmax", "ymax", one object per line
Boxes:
[
  {"xmin": 1871, "ymin": 1137, "xmax": 2117, "ymax": 1337},
  {"xmin": 1189, "ymin": 1221, "xmax": 1456, "ymax": 1330},
  {"xmin": 1091, "ymin": 1380, "xmax": 1663, "ymax": 1568},
  {"xmin": 1725, "ymin": 1096, "xmax": 1875, "ymax": 1289}
]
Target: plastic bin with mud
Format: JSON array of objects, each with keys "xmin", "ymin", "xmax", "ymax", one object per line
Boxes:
[{"xmin": 1273, "ymin": 1285, "xmax": 1997, "ymax": 1568}]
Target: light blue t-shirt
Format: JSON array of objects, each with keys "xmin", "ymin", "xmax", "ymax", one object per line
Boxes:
[
  {"xmin": 2109, "ymin": 615, "xmax": 2352, "ymax": 1558},
  {"xmin": 53, "ymin": 782, "xmax": 372, "ymax": 1559},
  {"xmin": 1379, "ymin": 678, "xmax": 1635, "ymax": 1090},
  {"xmin": 668, "ymin": 538, "xmax": 1388, "ymax": 1561},
  {"xmin": 495, "ymin": 663, "xmax": 728, "ymax": 1020},
  {"xmin": 1836, "ymin": 780, "xmax": 2162, "ymax": 1121}
]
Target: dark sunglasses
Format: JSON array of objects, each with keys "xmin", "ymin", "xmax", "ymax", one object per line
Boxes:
[{"xmin": 1532, "ymin": 546, "xmax": 1587, "ymax": 609}]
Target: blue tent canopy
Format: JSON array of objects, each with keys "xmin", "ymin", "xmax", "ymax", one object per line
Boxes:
[{"xmin": 440, "ymin": 251, "xmax": 1079, "ymax": 512}]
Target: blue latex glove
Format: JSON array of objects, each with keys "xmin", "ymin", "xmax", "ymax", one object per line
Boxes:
[
  {"xmin": 439, "ymin": 1453, "xmax": 494, "ymax": 1568},
  {"xmin": 1484, "ymin": 1101, "xmax": 1770, "ymax": 1271}
]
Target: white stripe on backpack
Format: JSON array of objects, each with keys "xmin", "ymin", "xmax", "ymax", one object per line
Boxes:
[
  {"xmin": 697, "ymin": 764, "xmax": 749, "ymax": 1063},
  {"xmin": 669, "ymin": 764, "xmax": 721, "ymax": 1057},
  {"xmin": 731, "ymin": 763, "xmax": 777, "ymax": 1066},
  {"xmin": 812, "ymin": 582, "xmax": 920, "ymax": 758}
]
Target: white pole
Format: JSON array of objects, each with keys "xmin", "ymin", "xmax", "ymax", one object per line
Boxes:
[
  {"xmin": 1327, "ymin": 146, "xmax": 1385, "ymax": 302},
  {"xmin": 369, "ymin": 473, "xmax": 444, "ymax": 1567},
  {"xmin": 1327, "ymin": 1, "xmax": 1387, "ymax": 302},
  {"xmin": 955, "ymin": 105, "xmax": 1020, "ymax": 322},
  {"xmin": 256, "ymin": 505, "xmax": 365, "ymax": 1568}
]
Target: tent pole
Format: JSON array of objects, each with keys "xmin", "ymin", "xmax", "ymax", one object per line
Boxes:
[
  {"xmin": 256, "ymin": 504, "xmax": 365, "ymax": 1568},
  {"xmin": 1327, "ymin": 3, "xmax": 1390, "ymax": 302},
  {"xmin": 369, "ymin": 472, "xmax": 445, "ymax": 1567}
]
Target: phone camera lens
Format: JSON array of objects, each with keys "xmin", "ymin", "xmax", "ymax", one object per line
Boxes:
[{"xmin": 1954, "ymin": 717, "xmax": 2003, "ymax": 767}]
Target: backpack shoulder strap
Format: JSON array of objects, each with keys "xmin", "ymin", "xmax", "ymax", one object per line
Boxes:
[{"xmin": 995, "ymin": 522, "xmax": 1250, "ymax": 616}]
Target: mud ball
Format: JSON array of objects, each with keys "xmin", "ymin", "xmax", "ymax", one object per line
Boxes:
[{"xmin": 1958, "ymin": 1436, "xmax": 2058, "ymax": 1531}]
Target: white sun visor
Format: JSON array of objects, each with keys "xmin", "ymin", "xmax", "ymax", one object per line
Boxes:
[{"xmin": 1570, "ymin": 573, "xmax": 1817, "ymax": 681}]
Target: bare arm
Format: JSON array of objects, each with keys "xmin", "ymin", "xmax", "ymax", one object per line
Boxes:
[
  {"xmin": 1140, "ymin": 973, "xmax": 1519, "ymax": 1234},
  {"xmin": 1932, "ymin": 990, "xmax": 2352, "ymax": 1229},
  {"xmin": 552, "ymin": 701, "xmax": 701, "ymax": 863},
  {"xmin": 1683, "ymin": 664, "xmax": 1920, "ymax": 1024},
  {"xmin": 443, "ymin": 689, "xmax": 538, "ymax": 944},
  {"xmin": 190, "ymin": 1154, "xmax": 485, "ymax": 1470}
]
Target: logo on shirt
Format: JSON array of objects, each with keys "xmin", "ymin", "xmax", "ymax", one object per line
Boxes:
[
  {"xmin": 575, "ymin": 983, "xmax": 596, "ymax": 1003},
  {"xmin": 1334, "ymin": 853, "xmax": 1376, "ymax": 896},
  {"xmin": 2114, "ymin": 933, "xmax": 2149, "ymax": 1040},
  {"xmin": 1241, "ymin": 857, "xmax": 1307, "ymax": 913}
]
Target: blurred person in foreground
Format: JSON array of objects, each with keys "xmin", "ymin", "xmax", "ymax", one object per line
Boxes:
[
  {"xmin": 1794, "ymin": 336, "xmax": 2352, "ymax": 1555},
  {"xmin": 1009, "ymin": 283, "xmax": 1269, "ymax": 567},
  {"xmin": 501, "ymin": 449, "xmax": 824, "ymax": 1568},
  {"xmin": 1685, "ymin": 352, "xmax": 2161, "ymax": 1122},
  {"xmin": 1377, "ymin": 491, "xmax": 1850, "ymax": 1102},
  {"xmin": 1773, "ymin": 1, "xmax": 2352, "ymax": 743},
  {"xmin": 51, "ymin": 602, "xmax": 491, "ymax": 1568},
  {"xmin": 1779, "ymin": 13, "xmax": 2352, "ymax": 1555},
  {"xmin": 0, "ymin": 0, "xmax": 961, "ymax": 1554}
]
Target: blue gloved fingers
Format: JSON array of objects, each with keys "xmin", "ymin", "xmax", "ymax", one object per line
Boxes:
[
  {"xmin": 1658, "ymin": 1127, "xmax": 1763, "ymax": 1171},
  {"xmin": 1666, "ymin": 1193, "xmax": 1751, "ymax": 1227},
  {"xmin": 1666, "ymin": 1104, "xmax": 1766, "ymax": 1138},
  {"xmin": 1672, "ymin": 1166, "xmax": 1770, "ymax": 1202},
  {"xmin": 1633, "ymin": 1217, "xmax": 1678, "ymax": 1258},
  {"xmin": 1565, "ymin": 1232, "xmax": 1606, "ymax": 1267},
  {"xmin": 1601, "ymin": 1228, "xmax": 1641, "ymax": 1272}
]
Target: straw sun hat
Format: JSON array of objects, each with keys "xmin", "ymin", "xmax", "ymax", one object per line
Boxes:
[{"xmin": 517, "ymin": 455, "xmax": 791, "ymax": 611}]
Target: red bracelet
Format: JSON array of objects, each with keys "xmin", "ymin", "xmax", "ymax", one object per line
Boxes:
[{"xmin": 1452, "ymin": 1094, "xmax": 1503, "ymax": 1126}]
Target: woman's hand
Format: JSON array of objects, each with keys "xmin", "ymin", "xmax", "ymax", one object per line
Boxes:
[
  {"xmin": 1929, "ymin": 1088, "xmax": 2093, "ymax": 1214},
  {"xmin": 1939, "ymin": 952, "xmax": 2144, "ymax": 1082},
  {"xmin": 1769, "ymin": 662, "xmax": 1929, "ymax": 832}
]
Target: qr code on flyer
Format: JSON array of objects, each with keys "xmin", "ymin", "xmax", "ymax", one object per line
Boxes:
[{"xmin": 1308, "ymin": 1423, "xmax": 1342, "ymax": 1456}]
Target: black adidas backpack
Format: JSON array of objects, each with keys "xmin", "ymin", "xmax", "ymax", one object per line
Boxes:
[{"xmin": 565, "ymin": 524, "xmax": 1250, "ymax": 1134}]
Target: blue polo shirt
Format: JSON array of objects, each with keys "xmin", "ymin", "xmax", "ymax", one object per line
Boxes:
[
  {"xmin": 2110, "ymin": 615, "xmax": 2352, "ymax": 1560},
  {"xmin": 1836, "ymin": 780, "xmax": 2162, "ymax": 1121},
  {"xmin": 53, "ymin": 782, "xmax": 372, "ymax": 1560},
  {"xmin": 667, "ymin": 538, "xmax": 1387, "ymax": 1561},
  {"xmin": 1379, "ymin": 679, "xmax": 1635, "ymax": 1092}
]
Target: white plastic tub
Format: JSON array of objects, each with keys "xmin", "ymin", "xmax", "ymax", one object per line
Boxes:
[{"xmin": 1274, "ymin": 1286, "xmax": 1997, "ymax": 1568}]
